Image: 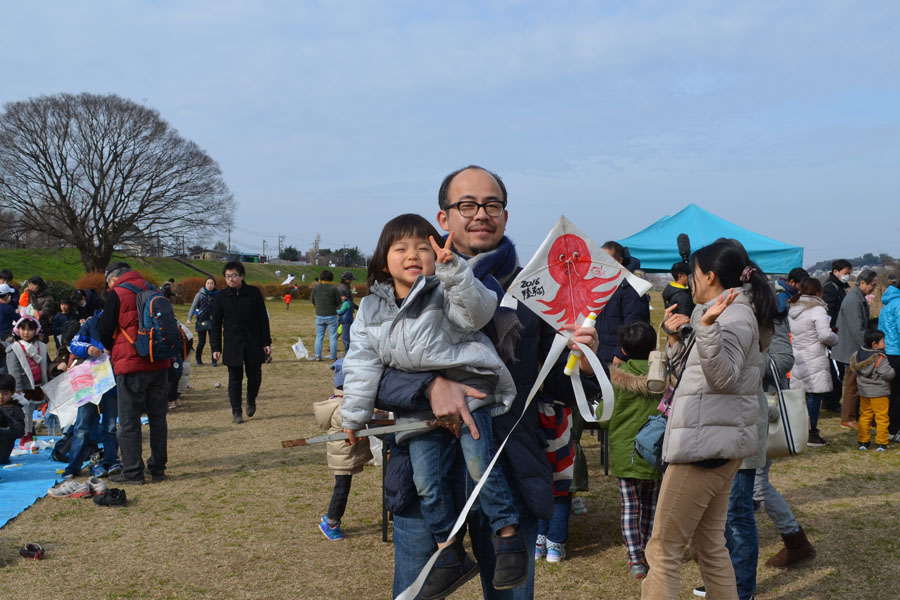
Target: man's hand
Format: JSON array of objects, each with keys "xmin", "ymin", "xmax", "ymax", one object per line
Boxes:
[
  {"xmin": 429, "ymin": 231, "xmax": 456, "ymax": 264},
  {"xmin": 426, "ymin": 376, "xmax": 486, "ymax": 439},
  {"xmin": 562, "ymin": 321, "xmax": 600, "ymax": 375},
  {"xmin": 87, "ymin": 346, "xmax": 102, "ymax": 358},
  {"xmin": 263, "ymin": 346, "xmax": 272, "ymax": 355},
  {"xmin": 212, "ymin": 351, "xmax": 221, "ymax": 361}
]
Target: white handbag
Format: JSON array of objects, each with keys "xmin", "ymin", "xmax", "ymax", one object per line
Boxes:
[{"xmin": 766, "ymin": 358, "xmax": 809, "ymax": 459}]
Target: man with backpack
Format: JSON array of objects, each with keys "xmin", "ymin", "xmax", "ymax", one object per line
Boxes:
[{"xmin": 99, "ymin": 261, "xmax": 174, "ymax": 485}]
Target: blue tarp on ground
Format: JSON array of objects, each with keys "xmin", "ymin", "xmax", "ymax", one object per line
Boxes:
[
  {"xmin": 618, "ymin": 203, "xmax": 804, "ymax": 274},
  {"xmin": 0, "ymin": 442, "xmax": 62, "ymax": 529}
]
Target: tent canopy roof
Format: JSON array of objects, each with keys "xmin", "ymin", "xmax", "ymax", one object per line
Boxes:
[{"xmin": 618, "ymin": 203, "xmax": 803, "ymax": 274}]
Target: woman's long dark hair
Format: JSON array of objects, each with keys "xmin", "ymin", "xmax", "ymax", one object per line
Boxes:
[
  {"xmin": 691, "ymin": 238, "xmax": 776, "ymax": 334},
  {"xmin": 367, "ymin": 214, "xmax": 443, "ymax": 288}
]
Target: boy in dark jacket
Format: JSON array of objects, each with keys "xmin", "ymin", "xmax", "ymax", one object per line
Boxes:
[
  {"xmin": 662, "ymin": 262, "xmax": 694, "ymax": 317},
  {"xmin": 51, "ymin": 298, "xmax": 78, "ymax": 351},
  {"xmin": 852, "ymin": 330, "xmax": 896, "ymax": 451},
  {"xmin": 0, "ymin": 374, "xmax": 26, "ymax": 464}
]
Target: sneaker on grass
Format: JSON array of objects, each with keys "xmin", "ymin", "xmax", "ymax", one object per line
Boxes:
[
  {"xmin": 693, "ymin": 586, "xmax": 707, "ymax": 597},
  {"xmin": 47, "ymin": 479, "xmax": 92, "ymax": 499},
  {"xmin": 107, "ymin": 461, "xmax": 123, "ymax": 476},
  {"xmin": 90, "ymin": 463, "xmax": 108, "ymax": 478},
  {"xmin": 535, "ymin": 534, "xmax": 547, "ymax": 561},
  {"xmin": 319, "ymin": 515, "xmax": 344, "ymax": 540},
  {"xmin": 572, "ymin": 496, "xmax": 588, "ymax": 515},
  {"xmin": 546, "ymin": 540, "xmax": 566, "ymax": 563},
  {"xmin": 87, "ymin": 476, "xmax": 109, "ymax": 495},
  {"xmin": 807, "ymin": 432, "xmax": 827, "ymax": 447},
  {"xmin": 629, "ymin": 563, "xmax": 648, "ymax": 580}
]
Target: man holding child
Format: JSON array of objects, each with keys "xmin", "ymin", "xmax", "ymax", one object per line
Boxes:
[{"xmin": 377, "ymin": 166, "xmax": 601, "ymax": 599}]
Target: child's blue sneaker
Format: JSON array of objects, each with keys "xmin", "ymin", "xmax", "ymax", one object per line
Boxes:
[
  {"xmin": 859, "ymin": 443, "xmax": 870, "ymax": 451},
  {"xmin": 546, "ymin": 540, "xmax": 566, "ymax": 563},
  {"xmin": 877, "ymin": 444, "xmax": 888, "ymax": 452},
  {"xmin": 90, "ymin": 463, "xmax": 108, "ymax": 478},
  {"xmin": 319, "ymin": 515, "xmax": 344, "ymax": 540},
  {"xmin": 107, "ymin": 461, "xmax": 123, "ymax": 476},
  {"xmin": 535, "ymin": 534, "xmax": 546, "ymax": 561}
]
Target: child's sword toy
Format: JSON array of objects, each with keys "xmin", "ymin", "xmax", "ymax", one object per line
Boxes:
[{"xmin": 281, "ymin": 416, "xmax": 459, "ymax": 447}]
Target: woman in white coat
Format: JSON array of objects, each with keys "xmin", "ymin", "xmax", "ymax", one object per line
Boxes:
[{"xmin": 787, "ymin": 277, "xmax": 839, "ymax": 446}]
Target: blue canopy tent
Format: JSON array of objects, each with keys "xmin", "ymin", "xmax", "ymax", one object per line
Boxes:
[{"xmin": 618, "ymin": 203, "xmax": 803, "ymax": 274}]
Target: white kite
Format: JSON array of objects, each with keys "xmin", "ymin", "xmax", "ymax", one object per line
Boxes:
[
  {"xmin": 504, "ymin": 215, "xmax": 651, "ymax": 422},
  {"xmin": 281, "ymin": 274, "xmax": 295, "ymax": 286}
]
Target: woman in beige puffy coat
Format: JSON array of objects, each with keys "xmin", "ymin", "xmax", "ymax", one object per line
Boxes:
[
  {"xmin": 787, "ymin": 277, "xmax": 839, "ymax": 445},
  {"xmin": 642, "ymin": 240, "xmax": 776, "ymax": 600}
]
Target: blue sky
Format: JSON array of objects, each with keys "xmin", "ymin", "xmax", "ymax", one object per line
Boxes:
[{"xmin": 2, "ymin": 1, "xmax": 898, "ymax": 267}]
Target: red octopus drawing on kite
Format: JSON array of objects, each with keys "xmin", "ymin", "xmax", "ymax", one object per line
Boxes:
[{"xmin": 536, "ymin": 233, "xmax": 620, "ymax": 326}]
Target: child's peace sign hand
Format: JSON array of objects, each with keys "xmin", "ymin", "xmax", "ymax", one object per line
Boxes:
[{"xmin": 429, "ymin": 231, "xmax": 456, "ymax": 264}]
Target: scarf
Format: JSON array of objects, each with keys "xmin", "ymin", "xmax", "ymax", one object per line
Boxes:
[
  {"xmin": 18, "ymin": 339, "xmax": 43, "ymax": 364},
  {"xmin": 451, "ymin": 235, "xmax": 522, "ymax": 363}
]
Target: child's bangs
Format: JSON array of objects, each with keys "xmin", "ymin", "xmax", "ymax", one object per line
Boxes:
[{"xmin": 382, "ymin": 214, "xmax": 442, "ymax": 249}]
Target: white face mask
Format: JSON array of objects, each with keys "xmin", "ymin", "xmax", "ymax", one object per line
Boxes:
[{"xmin": 840, "ymin": 274, "xmax": 850, "ymax": 283}]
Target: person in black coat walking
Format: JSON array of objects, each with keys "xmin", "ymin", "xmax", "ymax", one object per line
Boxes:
[{"xmin": 210, "ymin": 261, "xmax": 272, "ymax": 424}]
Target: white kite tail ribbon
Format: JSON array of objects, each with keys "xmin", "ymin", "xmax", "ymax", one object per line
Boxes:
[
  {"xmin": 569, "ymin": 339, "xmax": 615, "ymax": 423},
  {"xmin": 395, "ymin": 332, "xmax": 569, "ymax": 600}
]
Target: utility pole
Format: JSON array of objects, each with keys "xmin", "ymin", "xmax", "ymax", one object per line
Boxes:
[
  {"xmin": 278, "ymin": 234, "xmax": 286, "ymax": 258},
  {"xmin": 262, "ymin": 239, "xmax": 267, "ymax": 259},
  {"xmin": 227, "ymin": 227, "xmax": 232, "ymax": 254}
]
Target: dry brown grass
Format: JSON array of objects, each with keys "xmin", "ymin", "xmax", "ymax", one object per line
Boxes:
[{"xmin": 1, "ymin": 298, "xmax": 898, "ymax": 600}]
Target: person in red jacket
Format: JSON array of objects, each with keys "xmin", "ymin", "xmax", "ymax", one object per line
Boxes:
[{"xmin": 98, "ymin": 261, "xmax": 170, "ymax": 485}]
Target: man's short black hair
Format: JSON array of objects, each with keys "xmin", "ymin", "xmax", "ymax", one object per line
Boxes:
[
  {"xmin": 617, "ymin": 321, "xmax": 657, "ymax": 361},
  {"xmin": 670, "ymin": 262, "xmax": 690, "ymax": 280},
  {"xmin": 438, "ymin": 165, "xmax": 508, "ymax": 210},
  {"xmin": 832, "ymin": 259, "xmax": 852, "ymax": 273},
  {"xmin": 223, "ymin": 261, "xmax": 244, "ymax": 276},
  {"xmin": 0, "ymin": 373, "xmax": 16, "ymax": 393},
  {"xmin": 0, "ymin": 269, "xmax": 12, "ymax": 282},
  {"xmin": 787, "ymin": 268, "xmax": 809, "ymax": 283},
  {"xmin": 320, "ymin": 270, "xmax": 334, "ymax": 282},
  {"xmin": 865, "ymin": 329, "xmax": 885, "ymax": 348}
]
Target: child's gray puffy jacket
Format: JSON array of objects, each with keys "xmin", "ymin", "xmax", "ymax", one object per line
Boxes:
[
  {"xmin": 850, "ymin": 348, "xmax": 895, "ymax": 398},
  {"xmin": 341, "ymin": 256, "xmax": 516, "ymax": 435}
]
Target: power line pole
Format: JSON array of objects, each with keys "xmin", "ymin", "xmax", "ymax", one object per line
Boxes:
[{"xmin": 262, "ymin": 239, "xmax": 267, "ymax": 258}]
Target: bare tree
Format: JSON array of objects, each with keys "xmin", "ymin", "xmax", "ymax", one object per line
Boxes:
[{"xmin": 0, "ymin": 93, "xmax": 235, "ymax": 272}]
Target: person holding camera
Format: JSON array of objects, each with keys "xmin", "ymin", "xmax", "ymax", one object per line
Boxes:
[{"xmin": 641, "ymin": 239, "xmax": 776, "ymax": 600}]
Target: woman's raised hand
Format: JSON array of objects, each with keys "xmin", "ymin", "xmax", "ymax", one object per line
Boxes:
[
  {"xmin": 429, "ymin": 231, "xmax": 456, "ymax": 264},
  {"xmin": 700, "ymin": 288, "xmax": 739, "ymax": 326}
]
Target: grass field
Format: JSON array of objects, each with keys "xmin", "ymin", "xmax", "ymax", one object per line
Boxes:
[{"xmin": 0, "ymin": 298, "xmax": 896, "ymax": 600}]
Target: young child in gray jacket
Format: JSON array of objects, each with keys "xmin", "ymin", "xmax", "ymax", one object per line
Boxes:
[
  {"xmin": 341, "ymin": 214, "xmax": 526, "ymax": 595},
  {"xmin": 851, "ymin": 329, "xmax": 896, "ymax": 451}
]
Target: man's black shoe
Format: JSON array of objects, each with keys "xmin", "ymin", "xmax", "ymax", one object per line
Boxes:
[
  {"xmin": 109, "ymin": 473, "xmax": 145, "ymax": 486},
  {"xmin": 145, "ymin": 468, "xmax": 167, "ymax": 482},
  {"xmin": 233, "ymin": 414, "xmax": 244, "ymax": 424},
  {"xmin": 420, "ymin": 542, "xmax": 479, "ymax": 600},
  {"xmin": 246, "ymin": 402, "xmax": 256, "ymax": 418}
]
